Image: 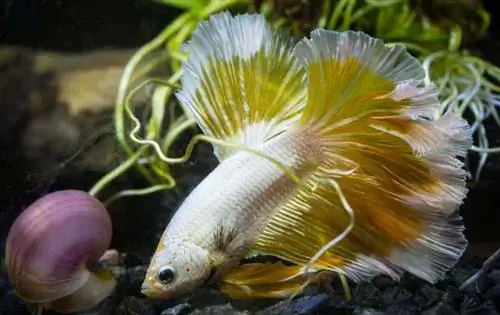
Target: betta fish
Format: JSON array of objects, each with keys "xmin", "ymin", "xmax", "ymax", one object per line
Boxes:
[{"xmin": 141, "ymin": 11, "xmax": 471, "ymax": 300}]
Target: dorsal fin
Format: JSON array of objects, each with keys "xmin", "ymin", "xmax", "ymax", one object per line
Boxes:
[{"xmin": 176, "ymin": 12, "xmax": 306, "ymax": 160}]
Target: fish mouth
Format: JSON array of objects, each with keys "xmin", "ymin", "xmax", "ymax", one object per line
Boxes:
[
  {"xmin": 140, "ymin": 282, "xmax": 150, "ymax": 296},
  {"xmin": 140, "ymin": 282, "xmax": 170, "ymax": 299}
]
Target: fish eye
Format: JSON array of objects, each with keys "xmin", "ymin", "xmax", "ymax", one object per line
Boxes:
[{"xmin": 158, "ymin": 266, "xmax": 175, "ymax": 284}]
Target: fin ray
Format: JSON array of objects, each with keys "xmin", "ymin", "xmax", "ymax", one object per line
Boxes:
[
  {"xmin": 250, "ymin": 30, "xmax": 470, "ymax": 284},
  {"xmin": 177, "ymin": 12, "xmax": 306, "ymax": 160},
  {"xmin": 220, "ymin": 262, "xmax": 307, "ymax": 299}
]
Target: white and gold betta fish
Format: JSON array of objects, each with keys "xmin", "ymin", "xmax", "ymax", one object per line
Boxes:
[{"xmin": 141, "ymin": 12, "xmax": 471, "ymax": 300}]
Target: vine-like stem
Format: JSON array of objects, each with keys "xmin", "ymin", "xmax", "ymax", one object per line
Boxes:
[
  {"xmin": 88, "ymin": 147, "xmax": 147, "ymax": 197},
  {"xmin": 88, "ymin": 1, "xmax": 249, "ymax": 201},
  {"xmin": 112, "ymin": 0, "xmax": 248, "ymax": 186},
  {"xmin": 114, "ymin": 11, "xmax": 193, "ymax": 183},
  {"xmin": 103, "ymin": 183, "xmax": 175, "ymax": 206}
]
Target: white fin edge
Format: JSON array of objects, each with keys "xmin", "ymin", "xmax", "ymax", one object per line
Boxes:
[
  {"xmin": 294, "ymin": 29, "xmax": 425, "ymax": 85},
  {"xmin": 176, "ymin": 12, "xmax": 306, "ymax": 160}
]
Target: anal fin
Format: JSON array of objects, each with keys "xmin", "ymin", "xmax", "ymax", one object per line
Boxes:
[
  {"xmin": 250, "ymin": 167, "xmax": 466, "ymax": 284},
  {"xmin": 219, "ymin": 261, "xmax": 308, "ymax": 299}
]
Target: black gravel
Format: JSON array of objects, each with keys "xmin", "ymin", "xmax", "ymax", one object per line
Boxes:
[{"xmin": 2, "ymin": 253, "xmax": 500, "ymax": 315}]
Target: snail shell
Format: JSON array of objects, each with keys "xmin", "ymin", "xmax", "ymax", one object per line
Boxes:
[{"xmin": 5, "ymin": 190, "xmax": 116, "ymax": 313}]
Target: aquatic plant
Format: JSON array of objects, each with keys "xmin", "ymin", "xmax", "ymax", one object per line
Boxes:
[
  {"xmin": 85, "ymin": 0, "xmax": 498, "ymax": 207},
  {"xmin": 87, "ymin": 0, "xmax": 250, "ymax": 202}
]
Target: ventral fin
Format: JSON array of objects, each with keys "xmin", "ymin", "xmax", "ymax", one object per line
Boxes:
[{"xmin": 177, "ymin": 12, "xmax": 306, "ymax": 160}]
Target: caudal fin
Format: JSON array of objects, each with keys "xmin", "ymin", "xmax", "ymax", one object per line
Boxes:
[{"xmin": 250, "ymin": 30, "xmax": 471, "ymax": 284}]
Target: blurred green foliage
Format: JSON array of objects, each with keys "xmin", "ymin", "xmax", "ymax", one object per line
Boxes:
[{"xmin": 91, "ymin": 0, "xmax": 499, "ymax": 202}]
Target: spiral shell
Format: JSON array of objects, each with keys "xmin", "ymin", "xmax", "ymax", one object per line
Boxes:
[{"xmin": 5, "ymin": 190, "xmax": 114, "ymax": 311}]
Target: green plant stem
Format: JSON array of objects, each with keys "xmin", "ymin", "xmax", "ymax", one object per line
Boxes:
[
  {"xmin": 328, "ymin": 0, "xmax": 348, "ymax": 30},
  {"xmin": 339, "ymin": 0, "xmax": 356, "ymax": 30},
  {"xmin": 471, "ymin": 146, "xmax": 500, "ymax": 154},
  {"xmin": 113, "ymin": 0, "xmax": 247, "ymax": 183},
  {"xmin": 318, "ymin": 0, "xmax": 333, "ymax": 28},
  {"xmin": 349, "ymin": 4, "xmax": 375, "ymax": 24},
  {"xmin": 114, "ymin": 10, "xmax": 193, "ymax": 161},
  {"xmin": 162, "ymin": 117, "xmax": 197, "ymax": 153},
  {"xmin": 103, "ymin": 183, "xmax": 174, "ymax": 206},
  {"xmin": 88, "ymin": 146, "xmax": 147, "ymax": 197}
]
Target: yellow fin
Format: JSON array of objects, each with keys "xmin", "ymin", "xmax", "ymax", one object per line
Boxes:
[
  {"xmin": 295, "ymin": 30, "xmax": 437, "ymax": 133},
  {"xmin": 176, "ymin": 12, "xmax": 306, "ymax": 160},
  {"xmin": 219, "ymin": 262, "xmax": 307, "ymax": 299},
  {"xmin": 250, "ymin": 30, "xmax": 471, "ymax": 284}
]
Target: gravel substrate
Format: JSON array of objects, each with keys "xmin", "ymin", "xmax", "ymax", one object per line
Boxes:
[{"xmin": 1, "ymin": 250, "xmax": 500, "ymax": 315}]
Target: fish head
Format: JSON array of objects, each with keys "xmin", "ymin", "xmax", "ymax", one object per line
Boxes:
[{"xmin": 141, "ymin": 240, "xmax": 212, "ymax": 299}]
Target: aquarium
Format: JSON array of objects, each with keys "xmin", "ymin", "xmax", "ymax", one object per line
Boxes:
[{"xmin": 1, "ymin": 1, "xmax": 500, "ymax": 314}]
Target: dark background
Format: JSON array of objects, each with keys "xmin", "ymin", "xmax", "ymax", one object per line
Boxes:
[{"xmin": 0, "ymin": 0, "xmax": 182, "ymax": 50}]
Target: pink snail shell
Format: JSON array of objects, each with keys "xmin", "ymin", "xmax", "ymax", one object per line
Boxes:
[{"xmin": 5, "ymin": 190, "xmax": 116, "ymax": 313}]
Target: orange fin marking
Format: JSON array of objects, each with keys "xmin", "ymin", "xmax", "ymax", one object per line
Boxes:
[{"xmin": 250, "ymin": 30, "xmax": 469, "ymax": 283}]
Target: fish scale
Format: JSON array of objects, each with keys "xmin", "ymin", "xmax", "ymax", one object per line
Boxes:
[{"xmin": 165, "ymin": 129, "xmax": 320, "ymax": 255}]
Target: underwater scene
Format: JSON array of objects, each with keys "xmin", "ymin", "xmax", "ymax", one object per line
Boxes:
[{"xmin": 1, "ymin": 0, "xmax": 500, "ymax": 314}]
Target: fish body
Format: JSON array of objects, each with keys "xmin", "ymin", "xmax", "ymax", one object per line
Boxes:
[
  {"xmin": 142, "ymin": 12, "xmax": 471, "ymax": 300},
  {"xmin": 142, "ymin": 129, "xmax": 320, "ymax": 298}
]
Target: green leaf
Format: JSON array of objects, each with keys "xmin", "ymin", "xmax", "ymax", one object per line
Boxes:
[{"xmin": 154, "ymin": 0, "xmax": 208, "ymax": 10}]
